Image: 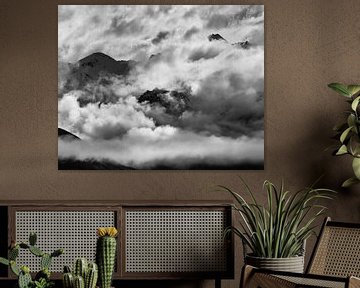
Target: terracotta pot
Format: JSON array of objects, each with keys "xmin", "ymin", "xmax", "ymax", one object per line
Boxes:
[{"xmin": 245, "ymin": 254, "xmax": 304, "ymax": 273}]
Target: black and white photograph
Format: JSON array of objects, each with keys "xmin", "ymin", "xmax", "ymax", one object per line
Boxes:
[{"xmin": 58, "ymin": 5, "xmax": 264, "ymax": 170}]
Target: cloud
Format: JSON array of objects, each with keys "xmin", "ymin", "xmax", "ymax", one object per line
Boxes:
[
  {"xmin": 183, "ymin": 26, "xmax": 200, "ymax": 40},
  {"xmin": 188, "ymin": 47, "xmax": 221, "ymax": 61},
  {"xmin": 151, "ymin": 31, "xmax": 170, "ymax": 44},
  {"xmin": 58, "ymin": 92, "xmax": 155, "ymax": 140},
  {"xmin": 206, "ymin": 5, "xmax": 264, "ymax": 29},
  {"xmin": 58, "ymin": 127, "xmax": 264, "ymax": 169},
  {"xmin": 107, "ymin": 16, "xmax": 143, "ymax": 36},
  {"xmin": 58, "ymin": 5, "xmax": 264, "ymax": 63}
]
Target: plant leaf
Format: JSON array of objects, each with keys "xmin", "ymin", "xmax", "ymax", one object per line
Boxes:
[
  {"xmin": 328, "ymin": 83, "xmax": 350, "ymax": 97},
  {"xmin": 347, "ymin": 114, "xmax": 356, "ymax": 128},
  {"xmin": 351, "ymin": 96, "xmax": 360, "ymax": 111},
  {"xmin": 352, "ymin": 157, "xmax": 360, "ymax": 179},
  {"xmin": 0, "ymin": 257, "xmax": 9, "ymax": 266},
  {"xmin": 340, "ymin": 126, "xmax": 353, "ymax": 143},
  {"xmin": 347, "ymin": 85, "xmax": 360, "ymax": 97},
  {"xmin": 342, "ymin": 177, "xmax": 360, "ymax": 188},
  {"xmin": 336, "ymin": 145, "xmax": 348, "ymax": 155}
]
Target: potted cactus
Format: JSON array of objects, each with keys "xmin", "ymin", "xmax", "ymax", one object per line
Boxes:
[
  {"xmin": 0, "ymin": 232, "xmax": 64, "ymax": 288},
  {"xmin": 62, "ymin": 258, "xmax": 98, "ymax": 288},
  {"xmin": 96, "ymin": 227, "xmax": 118, "ymax": 288}
]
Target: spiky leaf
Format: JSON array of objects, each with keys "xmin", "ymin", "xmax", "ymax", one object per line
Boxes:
[
  {"xmin": 9, "ymin": 247, "xmax": 19, "ymax": 260},
  {"xmin": 219, "ymin": 178, "xmax": 335, "ymax": 258}
]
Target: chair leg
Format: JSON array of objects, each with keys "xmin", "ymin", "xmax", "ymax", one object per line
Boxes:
[
  {"xmin": 215, "ymin": 278, "xmax": 221, "ymax": 288},
  {"xmin": 240, "ymin": 265, "xmax": 255, "ymax": 288}
]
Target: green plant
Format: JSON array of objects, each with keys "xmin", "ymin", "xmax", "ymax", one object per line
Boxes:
[
  {"xmin": 0, "ymin": 232, "xmax": 63, "ymax": 288},
  {"xmin": 62, "ymin": 259, "xmax": 98, "ymax": 288},
  {"xmin": 220, "ymin": 179, "xmax": 334, "ymax": 258},
  {"xmin": 96, "ymin": 227, "xmax": 118, "ymax": 288},
  {"xmin": 328, "ymin": 82, "xmax": 360, "ymax": 187},
  {"xmin": 32, "ymin": 278, "xmax": 54, "ymax": 288}
]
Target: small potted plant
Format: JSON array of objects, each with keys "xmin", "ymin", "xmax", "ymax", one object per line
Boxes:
[
  {"xmin": 0, "ymin": 232, "xmax": 64, "ymax": 288},
  {"xmin": 220, "ymin": 179, "xmax": 334, "ymax": 273},
  {"xmin": 62, "ymin": 258, "xmax": 98, "ymax": 288},
  {"xmin": 328, "ymin": 83, "xmax": 360, "ymax": 187},
  {"xmin": 96, "ymin": 227, "xmax": 118, "ymax": 288}
]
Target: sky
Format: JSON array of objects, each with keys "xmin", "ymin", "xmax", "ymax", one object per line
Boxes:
[{"xmin": 58, "ymin": 5, "xmax": 264, "ymax": 169}]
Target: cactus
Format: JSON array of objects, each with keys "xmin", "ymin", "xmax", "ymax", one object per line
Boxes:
[
  {"xmin": 0, "ymin": 232, "xmax": 64, "ymax": 288},
  {"xmin": 96, "ymin": 227, "xmax": 118, "ymax": 288},
  {"xmin": 10, "ymin": 260, "xmax": 20, "ymax": 276},
  {"xmin": 41, "ymin": 253, "xmax": 52, "ymax": 270},
  {"xmin": 35, "ymin": 268, "xmax": 51, "ymax": 281},
  {"xmin": 85, "ymin": 263, "xmax": 98, "ymax": 288},
  {"xmin": 63, "ymin": 272, "xmax": 74, "ymax": 288},
  {"xmin": 74, "ymin": 258, "xmax": 88, "ymax": 279},
  {"xmin": 64, "ymin": 265, "xmax": 72, "ymax": 273},
  {"xmin": 29, "ymin": 232, "xmax": 37, "ymax": 246},
  {"xmin": 63, "ymin": 260, "xmax": 98, "ymax": 288},
  {"xmin": 29, "ymin": 245, "xmax": 44, "ymax": 257},
  {"xmin": 51, "ymin": 248, "xmax": 64, "ymax": 258},
  {"xmin": 0, "ymin": 257, "xmax": 9, "ymax": 266},
  {"xmin": 19, "ymin": 270, "xmax": 32, "ymax": 288},
  {"xmin": 74, "ymin": 275, "xmax": 85, "ymax": 288},
  {"xmin": 9, "ymin": 246, "xmax": 19, "ymax": 260}
]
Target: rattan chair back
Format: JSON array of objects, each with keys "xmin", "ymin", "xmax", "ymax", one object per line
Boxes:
[{"xmin": 307, "ymin": 217, "xmax": 360, "ymax": 278}]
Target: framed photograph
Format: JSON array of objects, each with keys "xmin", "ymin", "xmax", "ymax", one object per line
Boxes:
[{"xmin": 58, "ymin": 5, "xmax": 264, "ymax": 170}]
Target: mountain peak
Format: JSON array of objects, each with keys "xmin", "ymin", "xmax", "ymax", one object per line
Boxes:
[
  {"xmin": 208, "ymin": 34, "xmax": 226, "ymax": 42},
  {"xmin": 79, "ymin": 52, "xmax": 116, "ymax": 64}
]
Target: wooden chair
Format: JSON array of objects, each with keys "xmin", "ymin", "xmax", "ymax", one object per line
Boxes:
[{"xmin": 241, "ymin": 217, "xmax": 360, "ymax": 288}]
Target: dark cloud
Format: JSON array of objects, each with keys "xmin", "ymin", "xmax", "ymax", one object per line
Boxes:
[
  {"xmin": 183, "ymin": 8, "xmax": 196, "ymax": 18},
  {"xmin": 158, "ymin": 5, "xmax": 173, "ymax": 14},
  {"xmin": 145, "ymin": 5, "xmax": 173, "ymax": 17},
  {"xmin": 179, "ymin": 70, "xmax": 263, "ymax": 138},
  {"xmin": 206, "ymin": 14, "xmax": 229, "ymax": 29},
  {"xmin": 107, "ymin": 16, "xmax": 142, "ymax": 36},
  {"xmin": 206, "ymin": 6, "xmax": 263, "ymax": 29},
  {"xmin": 188, "ymin": 48, "xmax": 220, "ymax": 62},
  {"xmin": 183, "ymin": 27, "xmax": 200, "ymax": 40},
  {"xmin": 152, "ymin": 31, "xmax": 170, "ymax": 44},
  {"xmin": 234, "ymin": 6, "xmax": 263, "ymax": 21}
]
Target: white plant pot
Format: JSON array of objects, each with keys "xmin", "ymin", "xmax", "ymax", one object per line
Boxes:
[{"xmin": 245, "ymin": 254, "xmax": 305, "ymax": 273}]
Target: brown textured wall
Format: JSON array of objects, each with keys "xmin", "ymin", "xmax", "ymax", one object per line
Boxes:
[{"xmin": 1, "ymin": 0, "xmax": 360, "ymax": 287}]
